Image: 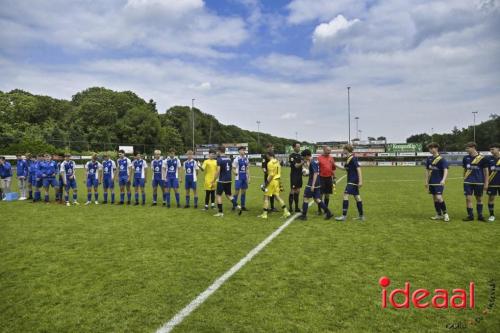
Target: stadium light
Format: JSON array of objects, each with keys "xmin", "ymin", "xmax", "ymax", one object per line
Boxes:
[
  {"xmin": 347, "ymin": 87, "xmax": 351, "ymax": 143},
  {"xmin": 472, "ymin": 111, "xmax": 478, "ymax": 142},
  {"xmin": 192, "ymin": 99, "xmax": 195, "ymax": 152},
  {"xmin": 256, "ymin": 120, "xmax": 261, "ymax": 145}
]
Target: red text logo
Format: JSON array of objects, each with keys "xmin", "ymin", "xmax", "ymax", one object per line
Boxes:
[{"xmin": 379, "ymin": 276, "xmax": 474, "ymax": 309}]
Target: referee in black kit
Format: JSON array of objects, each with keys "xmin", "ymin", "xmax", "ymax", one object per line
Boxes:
[
  {"xmin": 288, "ymin": 142, "xmax": 303, "ymax": 212},
  {"xmin": 262, "ymin": 143, "xmax": 277, "ymax": 212}
]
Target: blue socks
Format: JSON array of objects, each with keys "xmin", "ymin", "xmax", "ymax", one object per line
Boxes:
[
  {"xmin": 342, "ymin": 200, "xmax": 349, "ymax": 216},
  {"xmin": 166, "ymin": 193, "xmax": 171, "ymax": 205},
  {"xmin": 302, "ymin": 201, "xmax": 309, "ymax": 216},
  {"xmin": 142, "ymin": 193, "xmax": 146, "ymax": 204},
  {"xmin": 153, "ymin": 193, "xmax": 157, "ymax": 203},
  {"xmin": 135, "ymin": 192, "xmax": 139, "ymax": 203},
  {"xmin": 175, "ymin": 193, "xmax": 180, "ymax": 205},
  {"xmin": 120, "ymin": 193, "xmax": 125, "ymax": 203},
  {"xmin": 104, "ymin": 192, "xmax": 108, "ymax": 202},
  {"xmin": 241, "ymin": 193, "xmax": 246, "ymax": 207},
  {"xmin": 186, "ymin": 195, "xmax": 190, "ymax": 206},
  {"xmin": 194, "ymin": 196, "xmax": 198, "ymax": 207},
  {"xmin": 467, "ymin": 207, "xmax": 473, "ymax": 218},
  {"xmin": 477, "ymin": 203, "xmax": 483, "ymax": 217},
  {"xmin": 488, "ymin": 203, "xmax": 494, "ymax": 216},
  {"xmin": 356, "ymin": 201, "xmax": 363, "ymax": 216},
  {"xmin": 87, "ymin": 193, "xmax": 92, "ymax": 202}
]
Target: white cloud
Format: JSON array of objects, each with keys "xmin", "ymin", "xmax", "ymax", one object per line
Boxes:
[
  {"xmin": 312, "ymin": 15, "xmax": 360, "ymax": 43},
  {"xmin": 287, "ymin": 0, "xmax": 365, "ymax": 24},
  {"xmin": 0, "ymin": 0, "xmax": 248, "ymax": 58},
  {"xmin": 280, "ymin": 112, "xmax": 298, "ymax": 119},
  {"xmin": 252, "ymin": 53, "xmax": 327, "ymax": 79}
]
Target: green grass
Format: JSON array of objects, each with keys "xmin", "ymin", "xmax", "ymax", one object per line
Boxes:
[{"xmin": 1, "ymin": 166, "xmax": 499, "ymax": 332}]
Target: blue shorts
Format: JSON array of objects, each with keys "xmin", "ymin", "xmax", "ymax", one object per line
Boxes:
[
  {"xmin": 152, "ymin": 178, "xmax": 164, "ymax": 188},
  {"xmin": 235, "ymin": 179, "xmax": 248, "ymax": 190},
  {"xmin": 65, "ymin": 178, "xmax": 77, "ymax": 190},
  {"xmin": 344, "ymin": 183, "xmax": 360, "ymax": 196},
  {"xmin": 119, "ymin": 177, "xmax": 130, "ymax": 187},
  {"xmin": 133, "ymin": 178, "xmax": 145, "ymax": 188},
  {"xmin": 32, "ymin": 177, "xmax": 42, "ymax": 188},
  {"xmin": 43, "ymin": 177, "xmax": 59, "ymax": 188},
  {"xmin": 185, "ymin": 178, "xmax": 197, "ymax": 190},
  {"xmin": 487, "ymin": 187, "xmax": 499, "ymax": 196},
  {"xmin": 428, "ymin": 185, "xmax": 444, "ymax": 195},
  {"xmin": 165, "ymin": 178, "xmax": 179, "ymax": 189},
  {"xmin": 464, "ymin": 183, "xmax": 483, "ymax": 196},
  {"xmin": 103, "ymin": 177, "xmax": 114, "ymax": 189},
  {"xmin": 87, "ymin": 178, "xmax": 99, "ymax": 188},
  {"xmin": 304, "ymin": 185, "xmax": 321, "ymax": 199}
]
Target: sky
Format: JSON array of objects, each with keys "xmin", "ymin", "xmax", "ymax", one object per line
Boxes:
[{"xmin": 1, "ymin": 0, "xmax": 499, "ymax": 143}]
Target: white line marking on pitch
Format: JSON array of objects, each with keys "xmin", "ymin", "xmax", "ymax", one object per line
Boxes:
[{"xmin": 156, "ymin": 175, "xmax": 346, "ymax": 333}]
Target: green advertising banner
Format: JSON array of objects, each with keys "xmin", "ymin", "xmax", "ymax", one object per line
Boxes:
[
  {"xmin": 386, "ymin": 143, "xmax": 423, "ymax": 153},
  {"xmin": 285, "ymin": 144, "xmax": 315, "ymax": 154}
]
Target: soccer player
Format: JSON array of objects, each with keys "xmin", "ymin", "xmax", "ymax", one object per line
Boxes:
[
  {"xmin": 233, "ymin": 146, "xmax": 250, "ymax": 211},
  {"xmin": 60, "ymin": 153, "xmax": 79, "ymax": 206},
  {"xmin": 132, "ymin": 153, "xmax": 147, "ymax": 205},
  {"xmin": 183, "ymin": 150, "xmax": 199, "ymax": 208},
  {"xmin": 55, "ymin": 154, "xmax": 64, "ymax": 203},
  {"xmin": 102, "ymin": 154, "xmax": 116, "ymax": 204},
  {"xmin": 298, "ymin": 149, "xmax": 333, "ymax": 221},
  {"xmin": 213, "ymin": 147, "xmax": 241, "ymax": 217},
  {"xmin": 16, "ymin": 154, "xmax": 29, "ymax": 200},
  {"xmin": 0, "ymin": 156, "xmax": 12, "ymax": 200},
  {"xmin": 117, "ymin": 150, "xmax": 132, "ymax": 205},
  {"xmin": 425, "ymin": 142, "xmax": 450, "ymax": 222},
  {"xmin": 462, "ymin": 142, "xmax": 489, "ymax": 221},
  {"xmin": 163, "ymin": 149, "xmax": 182, "ymax": 208},
  {"xmin": 257, "ymin": 151, "xmax": 291, "ymax": 219},
  {"xmin": 32, "ymin": 154, "xmax": 44, "ymax": 202},
  {"xmin": 262, "ymin": 143, "xmax": 277, "ymax": 212},
  {"xmin": 335, "ymin": 145, "xmax": 365, "ymax": 222},
  {"xmin": 200, "ymin": 149, "xmax": 217, "ymax": 210},
  {"xmin": 288, "ymin": 142, "xmax": 303, "ymax": 212},
  {"xmin": 151, "ymin": 150, "xmax": 165, "ymax": 206},
  {"xmin": 318, "ymin": 145, "xmax": 336, "ymax": 214},
  {"xmin": 41, "ymin": 153, "xmax": 59, "ymax": 203},
  {"xmin": 486, "ymin": 143, "xmax": 499, "ymax": 222},
  {"xmin": 85, "ymin": 153, "xmax": 102, "ymax": 205},
  {"xmin": 26, "ymin": 153, "xmax": 35, "ymax": 200}
]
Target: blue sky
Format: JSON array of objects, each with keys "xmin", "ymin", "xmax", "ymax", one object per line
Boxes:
[{"xmin": 1, "ymin": 0, "xmax": 499, "ymax": 142}]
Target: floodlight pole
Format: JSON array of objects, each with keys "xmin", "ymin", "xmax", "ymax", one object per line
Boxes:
[
  {"xmin": 472, "ymin": 111, "xmax": 478, "ymax": 142},
  {"xmin": 256, "ymin": 120, "xmax": 261, "ymax": 145},
  {"xmin": 191, "ymin": 98, "xmax": 195, "ymax": 152},
  {"xmin": 354, "ymin": 116, "xmax": 359, "ymax": 140},
  {"xmin": 347, "ymin": 86, "xmax": 351, "ymax": 143}
]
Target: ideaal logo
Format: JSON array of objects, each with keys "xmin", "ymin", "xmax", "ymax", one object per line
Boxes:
[{"xmin": 379, "ymin": 276, "xmax": 475, "ymax": 309}]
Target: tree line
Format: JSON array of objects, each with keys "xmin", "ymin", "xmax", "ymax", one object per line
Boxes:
[
  {"xmin": 406, "ymin": 114, "xmax": 499, "ymax": 151},
  {"xmin": 0, "ymin": 87, "xmax": 299, "ymax": 155}
]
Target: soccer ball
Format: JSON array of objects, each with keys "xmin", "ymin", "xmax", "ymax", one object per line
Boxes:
[{"xmin": 302, "ymin": 168, "xmax": 309, "ymax": 176}]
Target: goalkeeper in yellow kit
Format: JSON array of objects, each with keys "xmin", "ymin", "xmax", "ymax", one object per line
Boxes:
[{"xmin": 258, "ymin": 151, "xmax": 291, "ymax": 219}]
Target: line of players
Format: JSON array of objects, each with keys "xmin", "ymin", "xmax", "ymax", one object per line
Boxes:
[{"xmin": 425, "ymin": 142, "xmax": 499, "ymax": 222}]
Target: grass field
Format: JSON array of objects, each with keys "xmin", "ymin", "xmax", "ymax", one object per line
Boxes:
[{"xmin": 1, "ymin": 166, "xmax": 499, "ymax": 332}]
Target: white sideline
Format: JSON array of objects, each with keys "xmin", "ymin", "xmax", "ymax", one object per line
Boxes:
[{"xmin": 156, "ymin": 175, "xmax": 346, "ymax": 333}]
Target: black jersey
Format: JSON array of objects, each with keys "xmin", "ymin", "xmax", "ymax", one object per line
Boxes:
[{"xmin": 289, "ymin": 152, "xmax": 302, "ymax": 176}]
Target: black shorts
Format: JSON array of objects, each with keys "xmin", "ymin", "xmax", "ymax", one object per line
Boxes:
[
  {"xmin": 320, "ymin": 176, "xmax": 333, "ymax": 194},
  {"xmin": 290, "ymin": 173, "xmax": 303, "ymax": 189},
  {"xmin": 216, "ymin": 182, "xmax": 232, "ymax": 196}
]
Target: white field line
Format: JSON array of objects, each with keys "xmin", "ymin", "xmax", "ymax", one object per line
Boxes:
[{"xmin": 156, "ymin": 176, "xmax": 346, "ymax": 333}]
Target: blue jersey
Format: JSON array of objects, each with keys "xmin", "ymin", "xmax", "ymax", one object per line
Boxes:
[
  {"xmin": 117, "ymin": 157, "xmax": 132, "ymax": 178},
  {"xmin": 151, "ymin": 159, "xmax": 164, "ymax": 180},
  {"xmin": 345, "ymin": 154, "xmax": 360, "ymax": 184},
  {"xmin": 85, "ymin": 161, "xmax": 101, "ymax": 180},
  {"xmin": 232, "ymin": 156, "xmax": 249, "ymax": 181},
  {"xmin": 132, "ymin": 159, "xmax": 147, "ymax": 179},
  {"xmin": 29, "ymin": 160, "xmax": 39, "ymax": 178},
  {"xmin": 165, "ymin": 157, "xmax": 181, "ymax": 179},
  {"xmin": 488, "ymin": 156, "xmax": 500, "ymax": 187},
  {"xmin": 426, "ymin": 155, "xmax": 449, "ymax": 184},
  {"xmin": 183, "ymin": 159, "xmax": 198, "ymax": 182},
  {"xmin": 16, "ymin": 159, "xmax": 28, "ymax": 177},
  {"xmin": 307, "ymin": 159, "xmax": 320, "ymax": 187},
  {"xmin": 463, "ymin": 154, "xmax": 488, "ymax": 184},
  {"xmin": 217, "ymin": 156, "xmax": 232, "ymax": 183},
  {"xmin": 41, "ymin": 160, "xmax": 58, "ymax": 178},
  {"xmin": 102, "ymin": 160, "xmax": 116, "ymax": 179},
  {"xmin": 60, "ymin": 160, "xmax": 76, "ymax": 180},
  {"xmin": 0, "ymin": 161, "xmax": 13, "ymax": 178}
]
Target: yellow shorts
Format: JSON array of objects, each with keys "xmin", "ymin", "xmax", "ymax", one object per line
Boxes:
[
  {"xmin": 204, "ymin": 181, "xmax": 215, "ymax": 191},
  {"xmin": 265, "ymin": 179, "xmax": 280, "ymax": 197}
]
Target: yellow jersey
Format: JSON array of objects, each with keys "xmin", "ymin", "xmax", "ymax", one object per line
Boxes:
[
  {"xmin": 267, "ymin": 158, "xmax": 281, "ymax": 181},
  {"xmin": 202, "ymin": 159, "xmax": 217, "ymax": 189}
]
